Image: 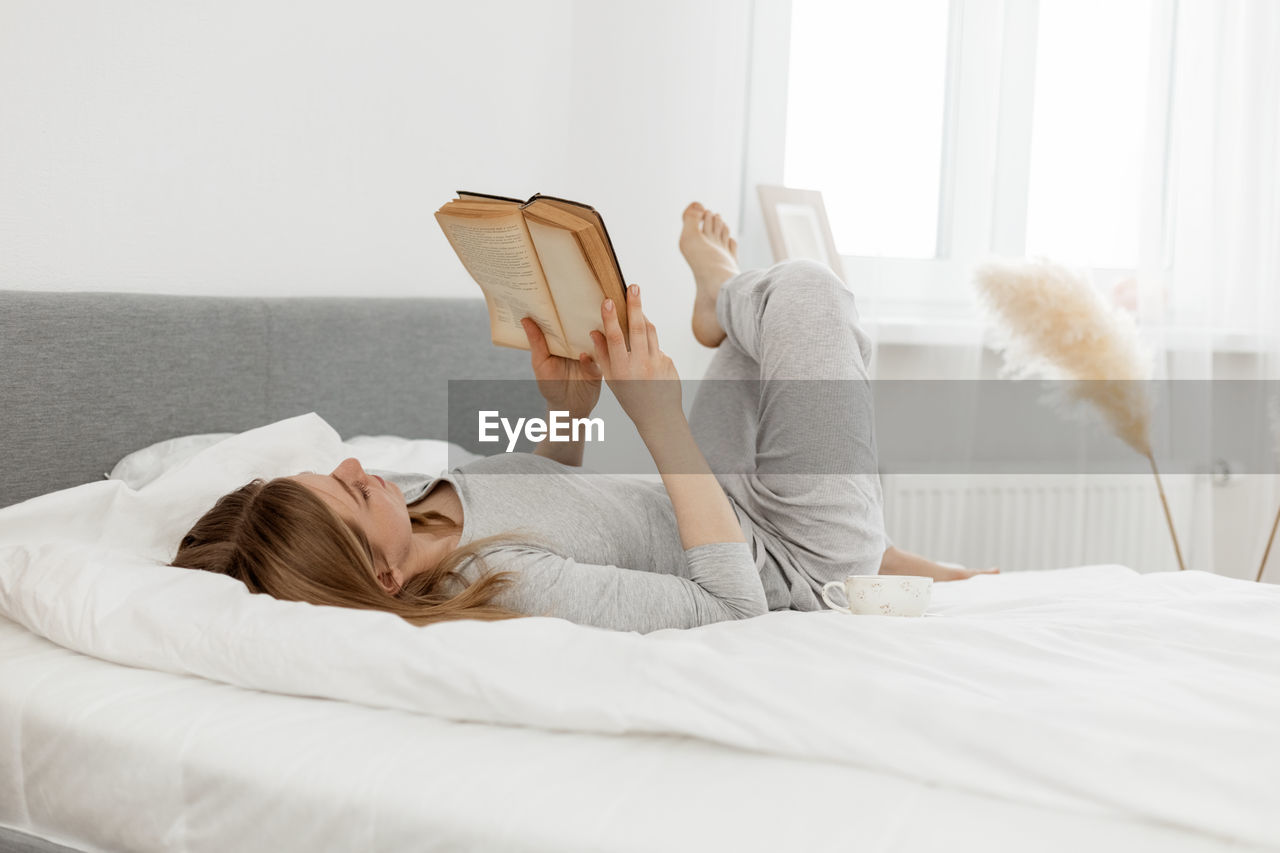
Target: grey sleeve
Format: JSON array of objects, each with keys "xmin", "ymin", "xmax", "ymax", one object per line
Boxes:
[{"xmin": 480, "ymin": 542, "xmax": 768, "ymax": 633}]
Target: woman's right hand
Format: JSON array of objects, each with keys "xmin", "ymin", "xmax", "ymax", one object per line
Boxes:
[{"xmin": 589, "ymin": 284, "xmax": 683, "ymax": 432}]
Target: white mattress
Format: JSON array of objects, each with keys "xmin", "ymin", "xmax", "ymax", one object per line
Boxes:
[
  {"xmin": 4, "ymin": 417, "xmax": 1278, "ymax": 851},
  {"xmin": 0, "ymin": 614, "xmax": 1264, "ymax": 853}
]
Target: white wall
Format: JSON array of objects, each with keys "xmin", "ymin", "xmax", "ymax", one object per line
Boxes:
[
  {"xmin": 6, "ymin": 1, "xmax": 1271, "ymax": 578},
  {"xmin": 562, "ymin": 0, "xmax": 752, "ymax": 376},
  {"xmin": 0, "ymin": 0, "xmax": 751, "ymax": 373}
]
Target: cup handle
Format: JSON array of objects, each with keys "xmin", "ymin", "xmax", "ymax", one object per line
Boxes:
[{"xmin": 822, "ymin": 581, "xmax": 852, "ymax": 614}]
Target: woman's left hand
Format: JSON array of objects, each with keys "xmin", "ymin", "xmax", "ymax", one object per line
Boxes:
[{"xmin": 521, "ymin": 318, "xmax": 603, "ymax": 417}]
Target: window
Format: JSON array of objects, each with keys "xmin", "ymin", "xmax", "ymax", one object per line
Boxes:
[
  {"xmin": 745, "ymin": 0, "xmax": 1174, "ymax": 309},
  {"xmin": 1024, "ymin": 0, "xmax": 1154, "ymax": 268},
  {"xmin": 784, "ymin": 0, "xmax": 951, "ymax": 258}
]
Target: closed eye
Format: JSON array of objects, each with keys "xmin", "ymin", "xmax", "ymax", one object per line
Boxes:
[{"xmin": 330, "ymin": 473, "xmax": 368, "ymax": 506}]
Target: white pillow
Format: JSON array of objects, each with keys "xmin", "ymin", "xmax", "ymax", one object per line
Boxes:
[
  {"xmin": 109, "ymin": 431, "xmax": 481, "ymax": 490},
  {"xmin": 344, "ymin": 434, "xmax": 481, "ymax": 475},
  {"xmin": 107, "ymin": 433, "xmax": 235, "ymax": 489},
  {"xmin": 5, "ymin": 413, "xmax": 349, "ymax": 556}
]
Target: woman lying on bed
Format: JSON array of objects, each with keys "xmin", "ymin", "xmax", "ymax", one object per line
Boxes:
[{"xmin": 173, "ymin": 203, "xmax": 993, "ymax": 632}]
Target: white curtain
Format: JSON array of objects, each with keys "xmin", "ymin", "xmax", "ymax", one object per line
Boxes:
[
  {"xmin": 1136, "ymin": 0, "xmax": 1280, "ymax": 579},
  {"xmin": 760, "ymin": 0, "xmax": 1280, "ymax": 580},
  {"xmin": 1140, "ymin": 0, "xmax": 1280, "ymax": 366}
]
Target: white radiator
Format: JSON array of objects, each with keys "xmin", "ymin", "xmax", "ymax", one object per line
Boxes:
[{"xmin": 880, "ymin": 474, "xmax": 1206, "ymax": 573}]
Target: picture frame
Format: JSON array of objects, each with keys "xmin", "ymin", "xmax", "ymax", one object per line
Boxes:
[{"xmin": 756, "ymin": 184, "xmax": 845, "ymax": 282}]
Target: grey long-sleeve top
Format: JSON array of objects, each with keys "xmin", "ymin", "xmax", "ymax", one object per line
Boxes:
[{"xmin": 374, "ymin": 453, "xmax": 767, "ymax": 633}]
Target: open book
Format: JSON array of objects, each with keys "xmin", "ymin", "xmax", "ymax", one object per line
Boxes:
[{"xmin": 435, "ymin": 192, "xmax": 629, "ymax": 359}]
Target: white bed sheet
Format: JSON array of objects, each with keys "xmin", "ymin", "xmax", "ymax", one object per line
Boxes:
[
  {"xmin": 0, "ymin": 614, "xmax": 1265, "ymax": 853},
  {"xmin": 2, "ymin": 415, "xmax": 1278, "ymax": 850}
]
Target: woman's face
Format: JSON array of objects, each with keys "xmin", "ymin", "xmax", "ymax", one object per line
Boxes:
[{"xmin": 291, "ymin": 458, "xmax": 416, "ymax": 592}]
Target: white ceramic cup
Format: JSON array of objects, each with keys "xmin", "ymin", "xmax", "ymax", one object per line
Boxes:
[{"xmin": 821, "ymin": 575, "xmax": 933, "ymax": 616}]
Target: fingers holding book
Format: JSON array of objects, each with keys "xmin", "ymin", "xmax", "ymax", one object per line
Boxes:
[
  {"xmin": 591, "ymin": 284, "xmax": 668, "ymax": 376},
  {"xmin": 521, "ymin": 317, "xmax": 602, "ymax": 418},
  {"xmin": 521, "ymin": 316, "xmax": 553, "ymax": 363},
  {"xmin": 628, "ymin": 284, "xmax": 651, "ymax": 359},
  {"xmin": 589, "ymin": 285, "xmax": 682, "ymax": 430}
]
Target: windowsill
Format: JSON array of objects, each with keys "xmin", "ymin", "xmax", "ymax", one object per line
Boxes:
[
  {"xmin": 864, "ymin": 316, "xmax": 1276, "ymax": 354},
  {"xmin": 864, "ymin": 316, "xmax": 985, "ymax": 347},
  {"xmin": 1146, "ymin": 327, "xmax": 1277, "ymax": 355}
]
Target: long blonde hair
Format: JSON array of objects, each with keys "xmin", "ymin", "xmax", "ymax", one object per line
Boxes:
[{"xmin": 171, "ymin": 478, "xmax": 525, "ymax": 626}]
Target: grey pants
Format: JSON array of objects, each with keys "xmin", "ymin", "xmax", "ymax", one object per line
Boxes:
[{"xmin": 688, "ymin": 260, "xmax": 887, "ymax": 611}]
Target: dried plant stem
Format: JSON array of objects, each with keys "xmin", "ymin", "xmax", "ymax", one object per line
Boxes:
[
  {"xmin": 1257, "ymin": 506, "xmax": 1280, "ymax": 583},
  {"xmin": 1146, "ymin": 453, "xmax": 1187, "ymax": 572}
]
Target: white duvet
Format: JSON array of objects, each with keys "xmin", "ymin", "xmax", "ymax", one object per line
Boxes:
[{"xmin": 1, "ymin": 415, "xmax": 1278, "ymax": 847}]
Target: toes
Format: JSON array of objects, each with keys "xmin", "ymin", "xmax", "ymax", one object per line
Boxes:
[{"xmin": 687, "ymin": 207, "xmax": 735, "ymax": 246}]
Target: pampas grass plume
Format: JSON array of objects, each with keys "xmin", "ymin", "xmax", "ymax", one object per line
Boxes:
[
  {"xmin": 1270, "ymin": 397, "xmax": 1280, "ymax": 463},
  {"xmin": 974, "ymin": 258, "xmax": 1154, "ymax": 455},
  {"xmin": 1259, "ymin": 398, "xmax": 1280, "ymax": 582},
  {"xmin": 974, "ymin": 258, "xmax": 1187, "ymax": 572}
]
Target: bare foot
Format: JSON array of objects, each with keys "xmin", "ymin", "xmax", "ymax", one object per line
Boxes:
[
  {"xmin": 930, "ymin": 564, "xmax": 1000, "ymax": 583},
  {"xmin": 679, "ymin": 201, "xmax": 739, "ymax": 347},
  {"xmin": 880, "ymin": 546, "xmax": 999, "ymax": 582}
]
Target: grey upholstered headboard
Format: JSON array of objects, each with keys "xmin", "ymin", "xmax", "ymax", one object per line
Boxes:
[{"xmin": 0, "ymin": 290, "xmax": 530, "ymax": 509}]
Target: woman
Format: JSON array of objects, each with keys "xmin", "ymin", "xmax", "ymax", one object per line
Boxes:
[{"xmin": 174, "ymin": 203, "xmax": 990, "ymax": 632}]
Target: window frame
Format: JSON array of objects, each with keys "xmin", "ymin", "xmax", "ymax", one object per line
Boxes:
[{"xmin": 739, "ymin": 0, "xmax": 1178, "ymax": 320}]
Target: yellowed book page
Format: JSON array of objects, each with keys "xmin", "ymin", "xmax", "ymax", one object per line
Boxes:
[
  {"xmin": 444, "ymin": 200, "xmax": 518, "ymax": 216},
  {"xmin": 526, "ymin": 199, "xmax": 628, "ymax": 308},
  {"xmin": 457, "ymin": 192, "xmax": 524, "ymax": 204},
  {"xmin": 525, "ymin": 219, "xmax": 608, "ymax": 357},
  {"xmin": 435, "ymin": 212, "xmax": 571, "ymax": 356}
]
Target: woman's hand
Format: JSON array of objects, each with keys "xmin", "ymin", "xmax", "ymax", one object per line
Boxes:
[
  {"xmin": 589, "ymin": 285, "xmax": 743, "ymax": 550},
  {"xmin": 589, "ymin": 284, "xmax": 682, "ymax": 432},
  {"xmin": 521, "ymin": 317, "xmax": 603, "ymax": 418}
]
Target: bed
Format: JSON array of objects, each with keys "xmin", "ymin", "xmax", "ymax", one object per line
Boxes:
[{"xmin": 1, "ymin": 290, "xmax": 1278, "ymax": 853}]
